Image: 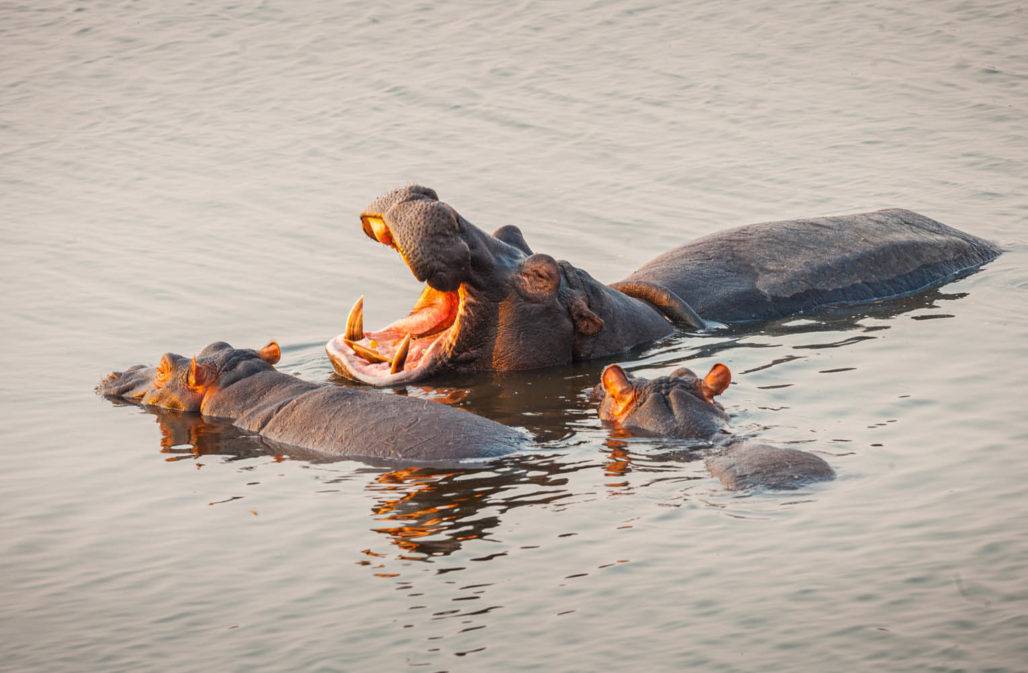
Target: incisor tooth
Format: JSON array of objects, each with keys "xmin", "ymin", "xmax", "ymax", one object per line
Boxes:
[
  {"xmin": 345, "ymin": 339, "xmax": 389, "ymax": 363},
  {"xmin": 345, "ymin": 296, "xmax": 365, "ymax": 341},
  {"xmin": 390, "ymin": 334, "xmax": 411, "ymax": 374}
]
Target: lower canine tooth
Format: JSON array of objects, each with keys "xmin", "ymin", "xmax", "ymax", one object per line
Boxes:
[
  {"xmin": 345, "ymin": 339, "xmax": 389, "ymax": 363},
  {"xmin": 390, "ymin": 334, "xmax": 411, "ymax": 374},
  {"xmin": 345, "ymin": 296, "xmax": 365, "ymax": 341}
]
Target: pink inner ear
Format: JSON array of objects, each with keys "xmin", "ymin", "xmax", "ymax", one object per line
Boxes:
[
  {"xmin": 602, "ymin": 365, "xmax": 632, "ymax": 399},
  {"xmin": 259, "ymin": 341, "xmax": 281, "ymax": 365},
  {"xmin": 703, "ymin": 363, "xmax": 731, "ymax": 398},
  {"xmin": 188, "ymin": 360, "xmax": 215, "ymax": 389}
]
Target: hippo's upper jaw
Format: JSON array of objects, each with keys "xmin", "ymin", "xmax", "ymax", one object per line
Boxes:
[
  {"xmin": 326, "ymin": 185, "xmax": 514, "ymax": 385},
  {"xmin": 327, "ymin": 185, "xmax": 675, "ymax": 386}
]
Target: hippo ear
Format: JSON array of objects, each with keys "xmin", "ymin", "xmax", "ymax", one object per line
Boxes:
[
  {"xmin": 493, "ymin": 225, "xmax": 533, "ymax": 255},
  {"xmin": 601, "ymin": 364, "xmax": 637, "ymax": 412},
  {"xmin": 154, "ymin": 354, "xmax": 176, "ymax": 387},
  {"xmin": 258, "ymin": 341, "xmax": 281, "ymax": 365},
  {"xmin": 701, "ymin": 363, "xmax": 731, "ymax": 400},
  {"xmin": 187, "ymin": 358, "xmax": 217, "ymax": 391},
  {"xmin": 516, "ymin": 254, "xmax": 562, "ymax": 301}
]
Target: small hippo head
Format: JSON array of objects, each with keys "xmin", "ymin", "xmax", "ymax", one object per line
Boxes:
[
  {"xmin": 595, "ymin": 362, "xmax": 732, "ymax": 439},
  {"xmin": 327, "ymin": 185, "xmax": 644, "ymax": 386},
  {"xmin": 97, "ymin": 341, "xmax": 281, "ymax": 411}
]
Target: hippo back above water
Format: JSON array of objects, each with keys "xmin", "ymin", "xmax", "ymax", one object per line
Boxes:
[
  {"xmin": 614, "ymin": 208, "xmax": 1001, "ymax": 324},
  {"xmin": 328, "ymin": 187, "xmax": 1000, "ymax": 386}
]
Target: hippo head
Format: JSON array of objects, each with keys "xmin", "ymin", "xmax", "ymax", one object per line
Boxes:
[
  {"xmin": 595, "ymin": 362, "xmax": 732, "ymax": 439},
  {"xmin": 97, "ymin": 341, "xmax": 281, "ymax": 411},
  {"xmin": 327, "ymin": 185, "xmax": 615, "ymax": 385}
]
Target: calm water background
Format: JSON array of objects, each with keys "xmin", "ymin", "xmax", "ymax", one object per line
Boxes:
[{"xmin": 2, "ymin": 1, "xmax": 1027, "ymax": 671}]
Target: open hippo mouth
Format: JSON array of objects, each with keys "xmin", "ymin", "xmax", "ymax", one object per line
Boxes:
[
  {"xmin": 326, "ymin": 283, "xmax": 466, "ymax": 386},
  {"xmin": 326, "ymin": 184, "xmax": 646, "ymax": 386},
  {"xmin": 326, "ymin": 199, "xmax": 481, "ymax": 386}
]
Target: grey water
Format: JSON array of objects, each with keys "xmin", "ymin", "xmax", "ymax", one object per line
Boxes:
[{"xmin": 2, "ymin": 1, "xmax": 1027, "ymax": 671}]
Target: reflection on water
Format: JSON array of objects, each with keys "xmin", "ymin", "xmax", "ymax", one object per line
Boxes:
[
  {"xmin": 143, "ymin": 406, "xmax": 586, "ymax": 560},
  {"xmin": 365, "ymin": 458, "xmax": 578, "ymax": 560},
  {"xmin": 150, "ymin": 407, "xmax": 275, "ymax": 464}
]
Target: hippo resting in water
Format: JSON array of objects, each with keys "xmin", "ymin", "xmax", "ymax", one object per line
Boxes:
[
  {"xmin": 594, "ymin": 362, "xmax": 834, "ymax": 491},
  {"xmin": 98, "ymin": 341, "xmax": 523, "ymax": 462},
  {"xmin": 328, "ymin": 185, "xmax": 1000, "ymax": 385}
]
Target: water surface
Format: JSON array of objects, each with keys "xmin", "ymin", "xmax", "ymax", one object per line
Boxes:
[{"xmin": 2, "ymin": 1, "xmax": 1027, "ymax": 671}]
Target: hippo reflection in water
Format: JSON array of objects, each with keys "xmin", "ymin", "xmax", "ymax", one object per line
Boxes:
[
  {"xmin": 97, "ymin": 341, "xmax": 524, "ymax": 463},
  {"xmin": 594, "ymin": 362, "xmax": 835, "ymax": 491},
  {"xmin": 136, "ymin": 407, "xmax": 577, "ymax": 559},
  {"xmin": 328, "ymin": 185, "xmax": 1000, "ymax": 385}
]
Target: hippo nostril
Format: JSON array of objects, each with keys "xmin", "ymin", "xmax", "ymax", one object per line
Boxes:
[{"xmin": 96, "ymin": 372, "xmax": 120, "ymax": 394}]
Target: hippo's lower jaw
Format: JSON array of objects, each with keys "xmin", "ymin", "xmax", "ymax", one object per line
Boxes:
[{"xmin": 327, "ymin": 284, "xmax": 466, "ymax": 385}]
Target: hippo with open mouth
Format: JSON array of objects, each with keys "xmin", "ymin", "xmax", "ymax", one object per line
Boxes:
[
  {"xmin": 328, "ymin": 185, "xmax": 1000, "ymax": 385},
  {"xmin": 594, "ymin": 362, "xmax": 835, "ymax": 491},
  {"xmin": 98, "ymin": 341, "xmax": 523, "ymax": 462}
]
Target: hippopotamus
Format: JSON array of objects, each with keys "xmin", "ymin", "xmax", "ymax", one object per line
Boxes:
[
  {"xmin": 98, "ymin": 341, "xmax": 523, "ymax": 462},
  {"xmin": 594, "ymin": 362, "xmax": 835, "ymax": 490},
  {"xmin": 328, "ymin": 185, "xmax": 1000, "ymax": 385}
]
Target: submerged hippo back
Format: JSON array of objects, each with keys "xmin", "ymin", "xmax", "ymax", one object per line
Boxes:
[
  {"xmin": 205, "ymin": 369, "xmax": 523, "ymax": 462},
  {"xmin": 618, "ymin": 209, "xmax": 1000, "ymax": 324}
]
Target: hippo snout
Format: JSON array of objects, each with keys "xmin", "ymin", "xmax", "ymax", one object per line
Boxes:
[{"xmin": 96, "ymin": 365, "xmax": 153, "ymax": 399}]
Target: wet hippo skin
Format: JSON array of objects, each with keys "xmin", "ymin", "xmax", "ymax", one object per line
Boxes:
[
  {"xmin": 705, "ymin": 445, "xmax": 836, "ymax": 492},
  {"xmin": 98, "ymin": 341, "xmax": 523, "ymax": 463},
  {"xmin": 328, "ymin": 185, "xmax": 1000, "ymax": 385},
  {"xmin": 613, "ymin": 208, "xmax": 1001, "ymax": 324},
  {"xmin": 594, "ymin": 363, "xmax": 834, "ymax": 491}
]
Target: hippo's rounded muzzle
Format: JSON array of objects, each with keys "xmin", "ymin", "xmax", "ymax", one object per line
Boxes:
[{"xmin": 96, "ymin": 365, "xmax": 154, "ymax": 400}]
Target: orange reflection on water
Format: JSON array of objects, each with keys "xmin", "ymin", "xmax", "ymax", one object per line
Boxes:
[
  {"xmin": 157, "ymin": 411, "xmax": 222, "ymax": 462},
  {"xmin": 604, "ymin": 437, "xmax": 634, "ymax": 492},
  {"xmin": 367, "ymin": 467, "xmax": 462, "ymax": 558}
]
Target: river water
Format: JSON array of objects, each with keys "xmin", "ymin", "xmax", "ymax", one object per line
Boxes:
[{"xmin": 2, "ymin": 1, "xmax": 1027, "ymax": 671}]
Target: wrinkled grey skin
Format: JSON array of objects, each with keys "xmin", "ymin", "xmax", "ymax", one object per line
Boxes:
[
  {"xmin": 594, "ymin": 367, "xmax": 834, "ymax": 491},
  {"xmin": 352, "ymin": 186, "xmax": 999, "ymax": 381},
  {"xmin": 98, "ymin": 342, "xmax": 523, "ymax": 462},
  {"xmin": 615, "ymin": 208, "xmax": 1001, "ymax": 324},
  {"xmin": 705, "ymin": 444, "xmax": 835, "ymax": 491}
]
